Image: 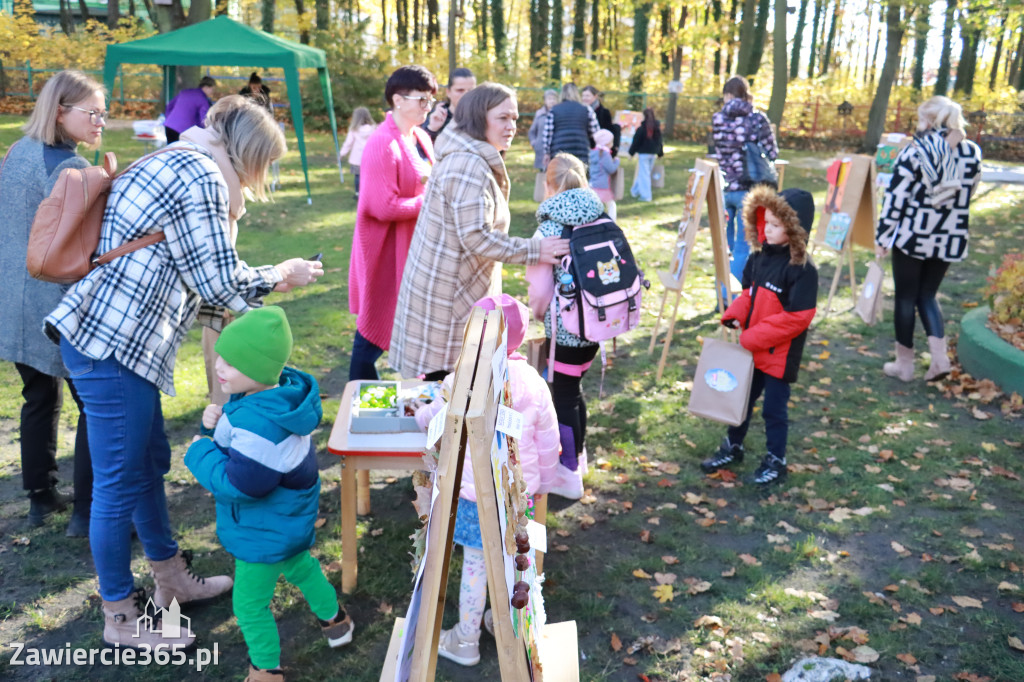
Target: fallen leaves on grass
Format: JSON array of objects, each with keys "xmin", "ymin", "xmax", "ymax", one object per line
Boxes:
[
  {"xmin": 836, "ymin": 645, "xmax": 880, "ymax": 663},
  {"xmin": 891, "ymin": 541, "xmax": 911, "ymax": 557},
  {"xmin": 651, "ymin": 584, "xmax": 674, "ymax": 602},
  {"xmin": 683, "ymin": 577, "xmax": 711, "ymax": 595},
  {"xmin": 738, "ymin": 553, "xmax": 761, "ymax": 566},
  {"xmin": 633, "ymin": 568, "xmax": 653, "ymax": 579},
  {"xmin": 896, "ymin": 652, "xmax": 918, "ymax": 665},
  {"xmin": 654, "ymin": 572, "xmax": 677, "ymax": 585},
  {"xmin": 610, "ymin": 632, "xmax": 622, "ymax": 651},
  {"xmin": 951, "ymin": 595, "xmax": 983, "ymax": 609},
  {"xmin": 662, "ymin": 555, "xmax": 679, "ymax": 565},
  {"xmin": 694, "ymin": 615, "xmax": 724, "ymax": 629}
]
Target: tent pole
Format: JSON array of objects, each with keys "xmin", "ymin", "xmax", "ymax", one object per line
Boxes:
[
  {"xmin": 285, "ymin": 64, "xmax": 312, "ymax": 203},
  {"xmin": 318, "ymin": 67, "xmax": 341, "ymax": 185}
]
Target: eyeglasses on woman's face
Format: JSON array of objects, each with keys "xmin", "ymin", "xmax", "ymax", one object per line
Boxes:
[
  {"xmin": 399, "ymin": 94, "xmax": 436, "ymax": 110},
  {"xmin": 68, "ymin": 106, "xmax": 108, "ymax": 125}
]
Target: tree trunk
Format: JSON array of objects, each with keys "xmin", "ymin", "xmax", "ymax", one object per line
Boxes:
[
  {"xmin": 493, "ymin": 0, "xmax": 506, "ymax": 67},
  {"xmin": 735, "ymin": 0, "xmax": 757, "ymax": 77},
  {"xmin": 479, "ymin": 0, "xmax": 488, "ymax": 53},
  {"xmin": 661, "ymin": 7, "xmax": 671, "ymax": 71},
  {"xmin": 867, "ymin": 2, "xmax": 882, "ymax": 86},
  {"xmin": 59, "ymin": 0, "xmax": 75, "ymax": 34},
  {"xmin": 628, "ymin": 0, "xmax": 651, "ymax": 108},
  {"xmin": 954, "ymin": 8, "xmax": 982, "ymax": 96},
  {"xmin": 261, "ymin": 0, "xmax": 274, "ymax": 32},
  {"xmin": 426, "ymin": 0, "xmax": 439, "ymax": 43},
  {"xmin": 712, "ymin": 0, "xmax": 722, "ymax": 80},
  {"xmin": 77, "ymin": 0, "xmax": 90, "ymax": 21},
  {"xmin": 807, "ymin": 0, "xmax": 822, "ymax": 78},
  {"xmin": 911, "ymin": 6, "xmax": 927, "ymax": 90},
  {"xmin": 1009, "ymin": 22, "xmax": 1024, "ymax": 87},
  {"xmin": 749, "ymin": 0, "xmax": 770, "ymax": 76},
  {"xmin": 551, "ymin": 0, "xmax": 563, "ymax": 80},
  {"xmin": 989, "ymin": 9, "xmax": 1009, "ymax": 90},
  {"xmin": 573, "ymin": 0, "xmax": 586, "ymax": 56},
  {"xmin": 314, "ymin": 0, "xmax": 328, "ymax": 30},
  {"xmin": 590, "ymin": 0, "xmax": 599, "ymax": 53},
  {"xmin": 790, "ymin": 0, "xmax": 809, "ymax": 79},
  {"xmin": 821, "ymin": 0, "xmax": 840, "ymax": 75},
  {"xmin": 448, "ymin": 0, "xmax": 456, "ymax": 77},
  {"xmin": 934, "ymin": 0, "xmax": 956, "ymax": 96},
  {"xmin": 767, "ymin": 0, "xmax": 787, "ymax": 125},
  {"xmin": 294, "ymin": 0, "xmax": 310, "ymax": 43},
  {"xmin": 107, "ymin": 0, "xmax": 120, "ymax": 28},
  {"xmin": 863, "ymin": 0, "xmax": 903, "ymax": 153},
  {"xmin": 665, "ymin": 5, "xmax": 688, "ymax": 135}
]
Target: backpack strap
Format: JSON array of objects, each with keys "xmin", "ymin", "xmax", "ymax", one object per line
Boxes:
[{"xmin": 92, "ymin": 145, "xmax": 187, "ymax": 266}]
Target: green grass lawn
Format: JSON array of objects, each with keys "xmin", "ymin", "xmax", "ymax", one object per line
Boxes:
[{"xmin": 0, "ymin": 114, "xmax": 1022, "ymax": 681}]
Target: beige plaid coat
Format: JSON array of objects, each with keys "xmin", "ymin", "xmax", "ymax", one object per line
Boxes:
[{"xmin": 389, "ymin": 124, "xmax": 541, "ymax": 377}]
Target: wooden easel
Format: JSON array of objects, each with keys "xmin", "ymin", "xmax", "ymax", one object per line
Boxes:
[
  {"xmin": 382, "ymin": 308, "xmax": 579, "ymax": 681},
  {"xmin": 811, "ymin": 154, "xmax": 878, "ymax": 319},
  {"xmin": 648, "ymin": 158, "xmax": 732, "ymax": 381}
]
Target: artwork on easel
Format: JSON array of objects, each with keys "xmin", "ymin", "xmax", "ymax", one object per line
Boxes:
[
  {"xmin": 648, "ymin": 158, "xmax": 732, "ymax": 382},
  {"xmin": 381, "ymin": 308, "xmax": 579, "ymax": 682},
  {"xmin": 823, "ymin": 212, "xmax": 852, "ymax": 252},
  {"xmin": 811, "ymin": 154, "xmax": 879, "ymax": 319}
]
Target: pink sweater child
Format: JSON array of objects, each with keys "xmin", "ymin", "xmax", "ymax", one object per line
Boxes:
[
  {"xmin": 348, "ymin": 112, "xmax": 435, "ymax": 352},
  {"xmin": 339, "ymin": 123, "xmax": 375, "ymax": 168},
  {"xmin": 415, "ymin": 294, "xmax": 561, "ymax": 501}
]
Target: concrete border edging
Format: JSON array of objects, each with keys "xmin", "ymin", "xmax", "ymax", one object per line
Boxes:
[{"xmin": 957, "ymin": 305, "xmax": 1024, "ymax": 396}]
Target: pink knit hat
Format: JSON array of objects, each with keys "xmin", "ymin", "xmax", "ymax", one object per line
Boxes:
[
  {"xmin": 474, "ymin": 294, "xmax": 529, "ymax": 356},
  {"xmin": 594, "ymin": 129, "xmax": 614, "ymax": 149}
]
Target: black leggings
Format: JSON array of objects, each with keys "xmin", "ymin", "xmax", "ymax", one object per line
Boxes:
[
  {"xmin": 891, "ymin": 248, "xmax": 950, "ymax": 348},
  {"xmin": 550, "ymin": 344, "xmax": 599, "ymax": 469}
]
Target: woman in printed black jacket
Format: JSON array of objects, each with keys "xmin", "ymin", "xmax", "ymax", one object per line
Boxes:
[
  {"xmin": 875, "ymin": 96, "xmax": 981, "ymax": 383},
  {"xmin": 700, "ymin": 187, "xmax": 818, "ymax": 488}
]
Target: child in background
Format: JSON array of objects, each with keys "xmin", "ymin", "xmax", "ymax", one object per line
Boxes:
[
  {"xmin": 701, "ymin": 187, "xmax": 819, "ymax": 488},
  {"xmin": 338, "ymin": 107, "xmax": 376, "ymax": 199},
  {"xmin": 185, "ymin": 307, "xmax": 352, "ymax": 682},
  {"xmin": 415, "ymin": 294, "xmax": 560, "ymax": 667},
  {"xmin": 526, "ymin": 153, "xmax": 606, "ymax": 500},
  {"xmin": 589, "ymin": 128, "xmax": 620, "ymax": 219}
]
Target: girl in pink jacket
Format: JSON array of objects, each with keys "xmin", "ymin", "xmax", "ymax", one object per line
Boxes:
[
  {"xmin": 338, "ymin": 107, "xmax": 376, "ymax": 199},
  {"xmin": 415, "ymin": 294, "xmax": 560, "ymax": 667}
]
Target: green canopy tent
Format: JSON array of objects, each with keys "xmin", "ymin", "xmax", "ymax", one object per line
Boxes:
[{"xmin": 103, "ymin": 15, "xmax": 340, "ymax": 203}]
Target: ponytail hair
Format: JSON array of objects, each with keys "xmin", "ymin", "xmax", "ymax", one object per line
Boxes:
[{"xmin": 545, "ymin": 153, "xmax": 587, "ymax": 195}]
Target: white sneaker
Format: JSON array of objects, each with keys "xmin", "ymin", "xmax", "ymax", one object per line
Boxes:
[
  {"xmin": 548, "ymin": 464, "xmax": 584, "ymax": 500},
  {"xmin": 437, "ymin": 626, "xmax": 480, "ymax": 666}
]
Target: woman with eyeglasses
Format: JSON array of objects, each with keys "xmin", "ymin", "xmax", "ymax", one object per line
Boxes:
[
  {"xmin": 0, "ymin": 70, "xmax": 101, "ymax": 537},
  {"xmin": 347, "ymin": 65, "xmax": 438, "ymax": 380}
]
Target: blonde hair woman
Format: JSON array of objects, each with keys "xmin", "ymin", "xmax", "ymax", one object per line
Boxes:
[
  {"xmin": 0, "ymin": 70, "xmax": 104, "ymax": 537},
  {"xmin": 875, "ymin": 96, "xmax": 982, "ymax": 382},
  {"xmin": 44, "ymin": 94, "xmax": 323, "ymax": 651}
]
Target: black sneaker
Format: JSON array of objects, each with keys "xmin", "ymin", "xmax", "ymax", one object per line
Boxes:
[
  {"xmin": 700, "ymin": 438, "xmax": 744, "ymax": 473},
  {"xmin": 28, "ymin": 486, "xmax": 72, "ymax": 527},
  {"xmin": 750, "ymin": 454, "xmax": 787, "ymax": 487}
]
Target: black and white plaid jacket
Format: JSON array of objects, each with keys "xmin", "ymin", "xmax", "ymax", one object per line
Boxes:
[{"xmin": 45, "ymin": 143, "xmax": 281, "ymax": 395}]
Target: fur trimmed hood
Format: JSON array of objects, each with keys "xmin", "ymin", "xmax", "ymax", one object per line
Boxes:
[{"xmin": 742, "ymin": 186, "xmax": 815, "ymax": 266}]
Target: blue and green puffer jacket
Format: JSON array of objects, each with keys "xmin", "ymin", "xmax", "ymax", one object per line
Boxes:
[{"xmin": 185, "ymin": 367, "xmax": 323, "ymax": 564}]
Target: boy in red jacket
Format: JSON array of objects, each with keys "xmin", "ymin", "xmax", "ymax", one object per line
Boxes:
[{"xmin": 701, "ymin": 186, "xmax": 818, "ymax": 487}]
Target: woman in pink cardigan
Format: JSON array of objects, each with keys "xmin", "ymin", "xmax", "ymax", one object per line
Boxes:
[{"xmin": 348, "ymin": 65, "xmax": 437, "ymax": 380}]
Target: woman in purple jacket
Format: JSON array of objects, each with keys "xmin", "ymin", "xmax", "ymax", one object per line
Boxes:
[
  {"xmin": 164, "ymin": 76, "xmax": 216, "ymax": 143},
  {"xmin": 711, "ymin": 76, "xmax": 778, "ymax": 286}
]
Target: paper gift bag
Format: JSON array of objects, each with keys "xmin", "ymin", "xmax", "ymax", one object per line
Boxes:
[
  {"xmin": 534, "ymin": 172, "xmax": 547, "ymax": 202},
  {"xmin": 612, "ymin": 168, "xmax": 625, "ymax": 200},
  {"xmin": 652, "ymin": 164, "xmax": 666, "ymax": 189},
  {"xmin": 687, "ymin": 337, "xmax": 754, "ymax": 426},
  {"xmin": 855, "ymin": 259, "xmax": 885, "ymax": 325}
]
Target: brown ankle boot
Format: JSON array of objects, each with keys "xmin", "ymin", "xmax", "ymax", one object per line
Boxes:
[
  {"xmin": 244, "ymin": 663, "xmax": 285, "ymax": 682},
  {"xmin": 924, "ymin": 336, "xmax": 951, "ymax": 381},
  {"xmin": 102, "ymin": 587, "xmax": 195, "ymax": 650},
  {"xmin": 149, "ymin": 549, "xmax": 233, "ymax": 608},
  {"xmin": 319, "ymin": 606, "xmax": 354, "ymax": 648},
  {"xmin": 883, "ymin": 343, "xmax": 915, "ymax": 382}
]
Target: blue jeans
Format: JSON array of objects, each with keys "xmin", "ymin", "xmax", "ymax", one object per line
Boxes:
[
  {"xmin": 724, "ymin": 190, "xmax": 750, "ymax": 286},
  {"xmin": 60, "ymin": 338, "xmax": 178, "ymax": 601},
  {"xmin": 349, "ymin": 330, "xmax": 385, "ymax": 381},
  {"xmin": 631, "ymin": 154, "xmax": 656, "ymax": 202},
  {"xmin": 726, "ymin": 369, "xmax": 791, "ymax": 461}
]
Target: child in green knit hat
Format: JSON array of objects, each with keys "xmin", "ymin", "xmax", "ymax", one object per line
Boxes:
[{"xmin": 185, "ymin": 306, "xmax": 352, "ymax": 682}]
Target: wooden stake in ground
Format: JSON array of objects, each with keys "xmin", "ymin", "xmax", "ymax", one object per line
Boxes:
[{"xmin": 648, "ymin": 158, "xmax": 732, "ymax": 381}]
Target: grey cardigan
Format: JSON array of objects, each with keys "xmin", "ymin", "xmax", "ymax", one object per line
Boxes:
[{"xmin": 0, "ymin": 136, "xmax": 89, "ymax": 376}]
